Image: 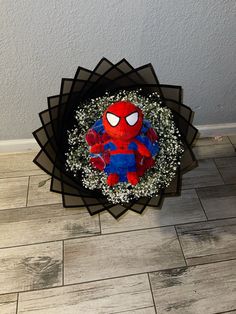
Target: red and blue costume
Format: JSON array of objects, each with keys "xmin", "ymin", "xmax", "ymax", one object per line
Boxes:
[{"xmin": 86, "ymin": 101, "xmax": 160, "ymax": 186}]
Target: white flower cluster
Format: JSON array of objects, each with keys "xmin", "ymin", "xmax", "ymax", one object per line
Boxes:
[{"xmin": 65, "ymin": 89, "xmax": 184, "ymax": 204}]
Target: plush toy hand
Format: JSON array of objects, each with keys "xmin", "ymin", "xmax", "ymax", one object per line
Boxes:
[
  {"xmin": 90, "ymin": 143, "xmax": 104, "ymax": 154},
  {"xmin": 137, "ymin": 143, "xmax": 151, "ymax": 157},
  {"xmin": 139, "ymin": 146, "xmax": 151, "ymax": 157}
]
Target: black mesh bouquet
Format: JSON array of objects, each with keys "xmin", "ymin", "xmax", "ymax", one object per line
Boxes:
[{"xmin": 33, "ymin": 58, "xmax": 197, "ymax": 218}]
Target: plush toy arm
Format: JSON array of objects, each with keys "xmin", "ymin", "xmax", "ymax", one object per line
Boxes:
[
  {"xmin": 90, "ymin": 143, "xmax": 104, "ymax": 154},
  {"xmin": 134, "ymin": 139, "xmax": 151, "ymax": 157}
]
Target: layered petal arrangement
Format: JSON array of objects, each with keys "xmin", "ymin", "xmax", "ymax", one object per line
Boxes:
[{"xmin": 33, "ymin": 58, "xmax": 198, "ymax": 218}]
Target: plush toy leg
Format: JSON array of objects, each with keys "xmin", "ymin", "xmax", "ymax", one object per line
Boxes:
[
  {"xmin": 127, "ymin": 171, "xmax": 139, "ymax": 185},
  {"xmin": 107, "ymin": 173, "xmax": 119, "ymax": 186}
]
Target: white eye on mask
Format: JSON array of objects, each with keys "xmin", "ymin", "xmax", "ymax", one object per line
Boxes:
[
  {"xmin": 106, "ymin": 112, "xmax": 120, "ymax": 126},
  {"xmin": 126, "ymin": 112, "xmax": 138, "ymax": 126}
]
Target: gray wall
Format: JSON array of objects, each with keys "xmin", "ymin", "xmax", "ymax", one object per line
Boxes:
[{"xmin": 1, "ymin": 0, "xmax": 236, "ymax": 140}]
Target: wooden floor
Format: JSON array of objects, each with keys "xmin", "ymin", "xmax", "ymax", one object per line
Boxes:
[{"xmin": 0, "ymin": 136, "xmax": 236, "ymax": 314}]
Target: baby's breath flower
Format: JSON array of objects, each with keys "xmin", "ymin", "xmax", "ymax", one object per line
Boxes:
[{"xmin": 65, "ymin": 89, "xmax": 184, "ymax": 204}]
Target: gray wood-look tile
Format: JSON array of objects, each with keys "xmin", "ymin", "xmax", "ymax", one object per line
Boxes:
[
  {"xmin": 182, "ymin": 159, "xmax": 224, "ymax": 189},
  {"xmin": 100, "ymin": 189, "xmax": 206, "ymax": 234},
  {"xmin": 1, "ymin": 144, "xmax": 236, "ymax": 313},
  {"xmin": 0, "ymin": 293, "xmax": 17, "ymax": 314},
  {"xmin": 229, "ymin": 135, "xmax": 236, "ymax": 145},
  {"xmin": 193, "ymin": 136, "xmax": 231, "ymax": 147},
  {"xmin": 176, "ymin": 218, "xmax": 236, "ymax": 265},
  {"xmin": 149, "ymin": 259, "xmax": 236, "ymax": 314},
  {"xmin": 215, "ymin": 157, "xmax": 236, "ymax": 184},
  {"xmin": 27, "ymin": 175, "xmax": 61, "ymax": 206},
  {"xmin": 0, "ymin": 204, "xmax": 100, "ymax": 248},
  {"xmin": 18, "ymin": 274, "xmax": 154, "ymax": 314},
  {"xmin": 0, "ymin": 242, "xmax": 62, "ymax": 294},
  {"xmin": 0, "ymin": 177, "xmax": 28, "ymax": 210},
  {"xmin": 120, "ymin": 308, "xmax": 156, "ymax": 313},
  {"xmin": 197, "ymin": 184, "xmax": 236, "ymax": 219},
  {"xmin": 0, "ymin": 152, "xmax": 43, "ymax": 178},
  {"xmin": 64, "ymin": 227, "xmax": 185, "ymax": 284},
  {"xmin": 193, "ymin": 144, "xmax": 235, "ymax": 159}
]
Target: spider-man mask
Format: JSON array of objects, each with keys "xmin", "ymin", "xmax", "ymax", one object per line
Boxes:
[{"xmin": 102, "ymin": 101, "xmax": 143, "ymax": 140}]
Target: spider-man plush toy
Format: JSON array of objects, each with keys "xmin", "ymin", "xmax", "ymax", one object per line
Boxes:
[{"xmin": 86, "ymin": 101, "xmax": 160, "ymax": 186}]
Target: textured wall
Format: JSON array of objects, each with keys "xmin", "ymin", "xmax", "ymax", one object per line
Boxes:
[{"xmin": 0, "ymin": 0, "xmax": 236, "ymax": 140}]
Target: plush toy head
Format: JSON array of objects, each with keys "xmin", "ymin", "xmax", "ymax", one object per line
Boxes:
[{"xmin": 102, "ymin": 101, "xmax": 143, "ymax": 140}]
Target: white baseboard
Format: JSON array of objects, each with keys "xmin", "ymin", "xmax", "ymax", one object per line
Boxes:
[
  {"xmin": 196, "ymin": 123, "xmax": 236, "ymax": 137},
  {"xmin": 0, "ymin": 139, "xmax": 39, "ymax": 153},
  {"xmin": 0, "ymin": 123, "xmax": 236, "ymax": 153}
]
